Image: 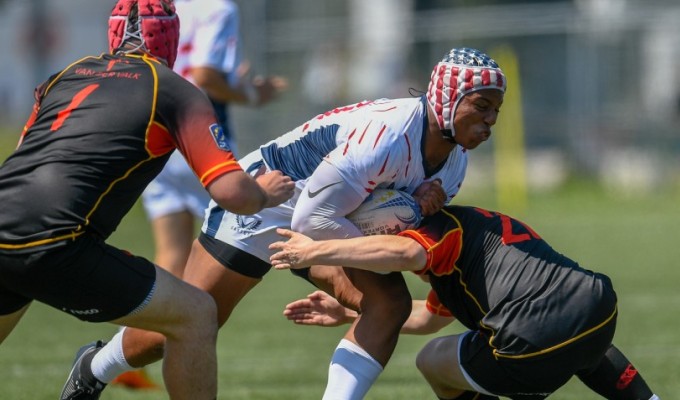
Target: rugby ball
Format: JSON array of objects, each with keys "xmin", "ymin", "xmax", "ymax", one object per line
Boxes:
[{"xmin": 347, "ymin": 189, "xmax": 422, "ymax": 236}]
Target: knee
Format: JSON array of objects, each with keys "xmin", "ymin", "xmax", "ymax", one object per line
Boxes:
[
  {"xmin": 173, "ymin": 290, "xmax": 218, "ymax": 343},
  {"xmin": 415, "ymin": 340, "xmax": 434, "ymax": 375},
  {"xmin": 361, "ymin": 280, "xmax": 412, "ymax": 324}
]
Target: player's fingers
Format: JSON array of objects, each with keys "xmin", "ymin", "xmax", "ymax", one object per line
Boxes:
[
  {"xmin": 275, "ymin": 228, "xmax": 295, "ymax": 238},
  {"xmin": 272, "ymin": 262, "xmax": 291, "ymax": 270},
  {"xmin": 308, "ymin": 290, "xmax": 327, "ymax": 300},
  {"xmin": 284, "ymin": 299, "xmax": 310, "ymax": 311}
]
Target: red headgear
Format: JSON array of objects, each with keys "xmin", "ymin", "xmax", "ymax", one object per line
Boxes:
[{"xmin": 108, "ymin": 0, "xmax": 180, "ymax": 68}]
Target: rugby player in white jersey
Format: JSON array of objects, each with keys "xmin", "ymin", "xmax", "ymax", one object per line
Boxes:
[{"xmin": 74, "ymin": 47, "xmax": 506, "ymax": 399}]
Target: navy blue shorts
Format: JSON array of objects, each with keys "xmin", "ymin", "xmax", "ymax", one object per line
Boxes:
[{"xmin": 0, "ymin": 234, "xmax": 156, "ymax": 322}]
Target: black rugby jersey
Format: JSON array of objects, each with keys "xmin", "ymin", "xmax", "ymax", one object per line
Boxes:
[
  {"xmin": 0, "ymin": 53, "xmax": 241, "ymax": 252},
  {"xmin": 399, "ymin": 206, "xmax": 617, "ymax": 357}
]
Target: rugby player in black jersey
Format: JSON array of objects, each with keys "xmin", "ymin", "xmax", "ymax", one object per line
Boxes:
[
  {"xmin": 271, "ymin": 205, "xmax": 659, "ymax": 400},
  {"xmin": 0, "ymin": 1, "xmax": 293, "ymax": 399}
]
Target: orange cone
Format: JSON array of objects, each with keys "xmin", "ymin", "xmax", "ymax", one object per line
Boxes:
[{"xmin": 111, "ymin": 369, "xmax": 161, "ymax": 390}]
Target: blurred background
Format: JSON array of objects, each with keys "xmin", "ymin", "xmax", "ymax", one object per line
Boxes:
[
  {"xmin": 0, "ymin": 0, "xmax": 679, "ymax": 204},
  {"xmin": 0, "ymin": 2, "xmax": 678, "ymax": 398}
]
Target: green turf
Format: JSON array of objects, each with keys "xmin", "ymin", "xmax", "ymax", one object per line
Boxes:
[{"xmin": 0, "ymin": 132, "xmax": 678, "ymax": 399}]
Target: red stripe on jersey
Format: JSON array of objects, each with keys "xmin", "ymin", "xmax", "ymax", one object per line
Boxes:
[
  {"xmin": 358, "ymin": 122, "xmax": 371, "ymax": 144},
  {"xmin": 374, "ymin": 106, "xmax": 397, "ymax": 113},
  {"xmin": 377, "ymin": 151, "xmax": 390, "ymax": 176},
  {"xmin": 372, "ymin": 125, "xmax": 387, "ymax": 149},
  {"xmin": 343, "ymin": 128, "xmax": 357, "ymax": 156},
  {"xmin": 404, "ymin": 134, "xmax": 412, "ymax": 177}
]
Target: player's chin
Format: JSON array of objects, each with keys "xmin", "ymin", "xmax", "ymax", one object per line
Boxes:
[{"xmin": 467, "ymin": 139, "xmax": 489, "ymax": 150}]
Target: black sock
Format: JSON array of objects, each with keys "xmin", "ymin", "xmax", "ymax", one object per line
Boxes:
[{"xmin": 577, "ymin": 344, "xmax": 654, "ymax": 400}]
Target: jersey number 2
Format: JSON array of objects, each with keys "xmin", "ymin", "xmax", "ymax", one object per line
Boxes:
[{"xmin": 474, "ymin": 208, "xmax": 541, "ymax": 245}]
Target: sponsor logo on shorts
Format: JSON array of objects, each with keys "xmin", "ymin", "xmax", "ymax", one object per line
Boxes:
[
  {"xmin": 64, "ymin": 308, "xmax": 101, "ymax": 316},
  {"xmin": 236, "ymin": 215, "xmax": 262, "ymax": 231}
]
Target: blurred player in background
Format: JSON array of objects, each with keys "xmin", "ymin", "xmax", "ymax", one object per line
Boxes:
[
  {"xmin": 0, "ymin": 1, "xmax": 294, "ymax": 399},
  {"xmin": 71, "ymin": 47, "xmax": 506, "ymax": 399},
  {"xmin": 113, "ymin": 0, "xmax": 288, "ymax": 389},
  {"xmin": 272, "ymin": 205, "xmax": 660, "ymax": 400}
]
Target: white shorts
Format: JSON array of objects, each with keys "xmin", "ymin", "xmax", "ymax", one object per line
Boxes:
[
  {"xmin": 142, "ymin": 151, "xmax": 211, "ymax": 220},
  {"xmin": 201, "ymin": 150, "xmax": 307, "ymax": 263}
]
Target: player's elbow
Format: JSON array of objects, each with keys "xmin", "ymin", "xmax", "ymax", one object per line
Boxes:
[{"xmin": 401, "ymin": 241, "xmax": 427, "ymax": 271}]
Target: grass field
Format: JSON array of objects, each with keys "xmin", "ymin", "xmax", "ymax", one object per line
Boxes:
[{"xmin": 0, "ymin": 132, "xmax": 678, "ymax": 399}]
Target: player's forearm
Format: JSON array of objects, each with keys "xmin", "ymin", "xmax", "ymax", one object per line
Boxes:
[
  {"xmin": 336, "ymin": 300, "xmax": 447, "ymax": 335},
  {"xmin": 191, "ymin": 67, "xmax": 249, "ymax": 104},
  {"xmin": 208, "ymin": 172, "xmax": 268, "ymax": 215},
  {"xmin": 401, "ymin": 300, "xmax": 453, "ymax": 334},
  {"xmin": 306, "ymin": 236, "xmax": 426, "ymax": 272}
]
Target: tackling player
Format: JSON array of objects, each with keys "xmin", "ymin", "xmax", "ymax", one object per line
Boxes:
[
  {"xmin": 115, "ymin": 0, "xmax": 288, "ymax": 388},
  {"xmin": 0, "ymin": 1, "xmax": 294, "ymax": 399},
  {"xmin": 272, "ymin": 206, "xmax": 661, "ymax": 400}
]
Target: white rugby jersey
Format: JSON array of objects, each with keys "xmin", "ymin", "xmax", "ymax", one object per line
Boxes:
[
  {"xmin": 254, "ymin": 96, "xmax": 468, "ymax": 201},
  {"xmin": 174, "ymin": 0, "xmax": 243, "ymax": 87}
]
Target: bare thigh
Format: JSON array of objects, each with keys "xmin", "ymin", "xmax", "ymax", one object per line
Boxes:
[
  {"xmin": 183, "ymin": 239, "xmax": 262, "ymax": 327},
  {"xmin": 111, "ymin": 265, "xmax": 216, "ymax": 338},
  {"xmin": 0, "ymin": 304, "xmax": 30, "ymax": 344},
  {"xmin": 416, "ymin": 334, "xmax": 473, "ymax": 398},
  {"xmin": 150, "ymin": 211, "xmax": 197, "ymax": 276}
]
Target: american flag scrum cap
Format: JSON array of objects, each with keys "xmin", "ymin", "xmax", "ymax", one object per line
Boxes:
[{"xmin": 426, "ymin": 48, "xmax": 506, "ymax": 138}]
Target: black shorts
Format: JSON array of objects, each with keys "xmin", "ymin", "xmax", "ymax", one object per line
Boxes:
[
  {"xmin": 460, "ymin": 313, "xmax": 617, "ymax": 399},
  {"xmin": 0, "ymin": 234, "xmax": 156, "ymax": 322},
  {"xmin": 198, "ymin": 233, "xmax": 271, "ymax": 278}
]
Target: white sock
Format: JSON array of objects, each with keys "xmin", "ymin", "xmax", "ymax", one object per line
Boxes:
[
  {"xmin": 322, "ymin": 339, "xmax": 383, "ymax": 400},
  {"xmin": 90, "ymin": 328, "xmax": 134, "ymax": 383},
  {"xmin": 649, "ymin": 395, "xmax": 660, "ymax": 400}
]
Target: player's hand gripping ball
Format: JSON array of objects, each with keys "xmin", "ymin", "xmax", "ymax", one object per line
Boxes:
[{"xmin": 347, "ymin": 189, "xmax": 422, "ymax": 236}]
